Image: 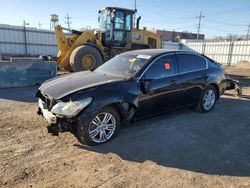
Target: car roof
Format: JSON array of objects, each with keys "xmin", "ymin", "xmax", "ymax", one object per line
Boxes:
[{"xmin": 124, "ymin": 49, "xmax": 199, "ymax": 58}]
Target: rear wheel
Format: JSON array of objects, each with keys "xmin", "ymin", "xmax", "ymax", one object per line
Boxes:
[
  {"xmin": 196, "ymin": 86, "xmax": 217, "ymax": 112},
  {"xmin": 70, "ymin": 45, "xmax": 103, "ymax": 72},
  {"xmin": 77, "ymin": 106, "xmax": 120, "ymax": 145}
]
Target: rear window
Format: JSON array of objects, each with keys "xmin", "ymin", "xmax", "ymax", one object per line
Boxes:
[
  {"xmin": 196, "ymin": 56, "xmax": 207, "ymax": 69},
  {"xmin": 176, "ymin": 54, "xmax": 206, "ymax": 73},
  {"xmin": 202, "ymin": 54, "xmax": 222, "ymax": 67}
]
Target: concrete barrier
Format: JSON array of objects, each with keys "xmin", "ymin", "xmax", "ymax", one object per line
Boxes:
[{"xmin": 0, "ymin": 59, "xmax": 57, "ymax": 88}]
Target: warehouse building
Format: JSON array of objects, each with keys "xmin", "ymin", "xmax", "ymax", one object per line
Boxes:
[
  {"xmin": 0, "ymin": 24, "xmax": 57, "ymax": 56},
  {"xmin": 153, "ymin": 29, "xmax": 205, "ymax": 42}
]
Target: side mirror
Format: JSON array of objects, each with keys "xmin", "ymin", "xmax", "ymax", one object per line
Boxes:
[{"xmin": 140, "ymin": 79, "xmax": 152, "ymax": 94}]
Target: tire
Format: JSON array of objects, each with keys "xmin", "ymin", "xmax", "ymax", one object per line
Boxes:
[
  {"xmin": 196, "ymin": 86, "xmax": 217, "ymax": 113},
  {"xmin": 77, "ymin": 106, "xmax": 120, "ymax": 146},
  {"xmin": 64, "ymin": 64, "xmax": 74, "ymax": 72},
  {"xmin": 70, "ymin": 45, "xmax": 103, "ymax": 72}
]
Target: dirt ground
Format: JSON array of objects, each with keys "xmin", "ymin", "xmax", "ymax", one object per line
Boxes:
[{"xmin": 0, "ymin": 66, "xmax": 250, "ymax": 188}]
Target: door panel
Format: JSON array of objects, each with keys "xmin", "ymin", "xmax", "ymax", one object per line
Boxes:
[
  {"xmin": 135, "ymin": 54, "xmax": 182, "ymax": 118},
  {"xmin": 176, "ymin": 53, "xmax": 208, "ymax": 105},
  {"xmin": 136, "ymin": 75, "xmax": 181, "ymax": 118},
  {"xmin": 178, "ymin": 70, "xmax": 207, "ymax": 105}
]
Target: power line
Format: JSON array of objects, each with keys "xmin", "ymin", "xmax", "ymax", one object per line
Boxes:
[
  {"xmin": 64, "ymin": 13, "xmax": 72, "ymax": 30},
  {"xmin": 140, "ymin": 1, "xmax": 197, "ymax": 14},
  {"xmin": 196, "ymin": 11, "xmax": 205, "ymax": 40},
  {"xmin": 142, "ymin": 17, "xmax": 195, "ymax": 25},
  {"xmin": 72, "ymin": 16, "xmax": 96, "ymax": 21},
  {"xmin": 205, "ymin": 7, "xmax": 250, "ymax": 17},
  {"xmin": 174, "ymin": 24, "xmax": 197, "ymax": 31},
  {"xmin": 206, "ymin": 17, "xmax": 248, "ymax": 27},
  {"xmin": 137, "ymin": 4, "xmax": 194, "ymax": 20},
  {"xmin": 204, "ymin": 25, "xmax": 246, "ymax": 32}
]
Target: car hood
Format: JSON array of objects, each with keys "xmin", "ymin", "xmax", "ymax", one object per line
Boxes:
[{"xmin": 38, "ymin": 71, "xmax": 125, "ymax": 99}]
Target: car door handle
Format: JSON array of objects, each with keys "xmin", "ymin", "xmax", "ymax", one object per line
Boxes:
[{"xmin": 170, "ymin": 80, "xmax": 177, "ymax": 86}]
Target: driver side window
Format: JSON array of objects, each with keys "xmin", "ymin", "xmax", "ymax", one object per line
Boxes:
[{"xmin": 144, "ymin": 55, "xmax": 176, "ymax": 79}]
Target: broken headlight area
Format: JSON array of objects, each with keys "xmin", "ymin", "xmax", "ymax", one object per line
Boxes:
[{"xmin": 51, "ymin": 97, "xmax": 93, "ymax": 118}]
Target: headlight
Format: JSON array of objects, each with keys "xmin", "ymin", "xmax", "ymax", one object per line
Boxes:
[{"xmin": 51, "ymin": 97, "xmax": 92, "ymax": 117}]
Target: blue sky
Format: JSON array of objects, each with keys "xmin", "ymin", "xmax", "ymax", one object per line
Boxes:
[{"xmin": 0, "ymin": 0, "xmax": 249, "ymax": 38}]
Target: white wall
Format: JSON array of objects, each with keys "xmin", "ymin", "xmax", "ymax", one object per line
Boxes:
[{"xmin": 181, "ymin": 39, "xmax": 250, "ymax": 65}]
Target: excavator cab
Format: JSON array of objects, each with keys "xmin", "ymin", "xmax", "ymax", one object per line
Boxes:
[
  {"xmin": 98, "ymin": 7, "xmax": 135, "ymax": 47},
  {"xmin": 55, "ymin": 6, "xmax": 161, "ymax": 72}
]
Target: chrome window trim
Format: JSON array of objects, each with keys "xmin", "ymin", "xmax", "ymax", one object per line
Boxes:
[{"xmin": 137, "ymin": 51, "xmax": 208, "ymax": 81}]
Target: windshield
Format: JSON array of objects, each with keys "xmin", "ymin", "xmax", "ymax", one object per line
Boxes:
[{"xmin": 95, "ymin": 53, "xmax": 152, "ymax": 77}]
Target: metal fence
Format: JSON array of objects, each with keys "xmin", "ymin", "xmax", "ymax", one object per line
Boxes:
[
  {"xmin": 181, "ymin": 40, "xmax": 250, "ymax": 65},
  {"xmin": 163, "ymin": 41, "xmax": 180, "ymax": 50},
  {"xmin": 0, "ymin": 24, "xmax": 58, "ymax": 56}
]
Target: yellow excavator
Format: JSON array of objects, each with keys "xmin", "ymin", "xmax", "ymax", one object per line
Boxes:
[{"xmin": 55, "ymin": 7, "xmax": 162, "ymax": 72}]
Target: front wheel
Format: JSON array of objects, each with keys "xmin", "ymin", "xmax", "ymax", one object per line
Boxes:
[
  {"xmin": 77, "ymin": 107, "xmax": 120, "ymax": 145},
  {"xmin": 196, "ymin": 86, "xmax": 217, "ymax": 112}
]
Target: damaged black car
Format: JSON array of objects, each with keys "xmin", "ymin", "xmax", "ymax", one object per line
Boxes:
[{"xmin": 36, "ymin": 49, "xmax": 229, "ymax": 145}]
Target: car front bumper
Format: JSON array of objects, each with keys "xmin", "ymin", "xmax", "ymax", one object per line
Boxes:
[
  {"xmin": 37, "ymin": 99, "xmax": 77, "ymax": 136},
  {"xmin": 38, "ymin": 99, "xmax": 57, "ymax": 124}
]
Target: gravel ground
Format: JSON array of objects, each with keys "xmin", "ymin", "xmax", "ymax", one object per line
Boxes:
[{"xmin": 0, "ymin": 66, "xmax": 250, "ymax": 188}]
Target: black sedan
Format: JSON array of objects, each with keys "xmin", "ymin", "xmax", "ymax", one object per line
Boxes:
[{"xmin": 36, "ymin": 49, "xmax": 227, "ymax": 145}]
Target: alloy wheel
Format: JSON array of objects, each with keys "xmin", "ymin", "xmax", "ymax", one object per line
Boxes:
[
  {"xmin": 88, "ymin": 112, "xmax": 116, "ymax": 143},
  {"xmin": 202, "ymin": 89, "xmax": 216, "ymax": 111}
]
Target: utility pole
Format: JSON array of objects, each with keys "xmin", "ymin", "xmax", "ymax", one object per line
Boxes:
[
  {"xmin": 23, "ymin": 20, "xmax": 28, "ymax": 55},
  {"xmin": 196, "ymin": 11, "xmax": 205, "ymax": 40},
  {"xmin": 134, "ymin": 0, "xmax": 137, "ymax": 28},
  {"xmin": 247, "ymin": 22, "xmax": 250, "ymax": 40},
  {"xmin": 64, "ymin": 13, "xmax": 72, "ymax": 30},
  {"xmin": 38, "ymin": 22, "xmax": 42, "ymax": 29}
]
